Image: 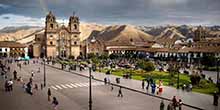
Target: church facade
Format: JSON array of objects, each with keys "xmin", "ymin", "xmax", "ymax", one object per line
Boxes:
[{"xmin": 33, "ymin": 11, "xmax": 81, "ymax": 59}]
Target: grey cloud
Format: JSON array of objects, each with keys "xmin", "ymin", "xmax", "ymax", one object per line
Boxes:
[
  {"xmin": 2, "ymin": 16, "xmax": 10, "ymax": 19},
  {"xmin": 0, "ymin": 0, "xmax": 219, "ymax": 25}
]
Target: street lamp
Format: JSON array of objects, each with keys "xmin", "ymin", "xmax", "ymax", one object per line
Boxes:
[
  {"xmin": 88, "ymin": 63, "xmax": 92, "ymax": 110},
  {"xmin": 43, "ymin": 46, "xmax": 46, "ymax": 87},
  {"xmin": 174, "ymin": 58, "xmax": 180, "ymax": 89},
  {"xmin": 86, "ymin": 36, "xmax": 96, "ymax": 59},
  {"xmin": 216, "ymin": 58, "xmax": 219, "ymax": 84}
]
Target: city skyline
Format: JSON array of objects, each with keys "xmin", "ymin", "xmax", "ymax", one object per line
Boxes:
[{"xmin": 0, "ymin": 0, "xmax": 220, "ymax": 29}]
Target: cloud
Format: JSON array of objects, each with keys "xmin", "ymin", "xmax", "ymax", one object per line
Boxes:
[
  {"xmin": 0, "ymin": 4, "xmax": 10, "ymax": 9},
  {"xmin": 0, "ymin": 0, "xmax": 219, "ymax": 26},
  {"xmin": 2, "ymin": 16, "xmax": 10, "ymax": 19},
  {"xmin": 0, "ymin": 14, "xmax": 44, "ymax": 29}
]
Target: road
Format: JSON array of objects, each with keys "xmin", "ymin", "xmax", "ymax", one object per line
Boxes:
[{"xmin": 0, "ymin": 59, "xmax": 195, "ymax": 110}]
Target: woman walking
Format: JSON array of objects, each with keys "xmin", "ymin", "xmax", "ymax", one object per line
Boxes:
[
  {"xmin": 52, "ymin": 97, "xmax": 59, "ymax": 110},
  {"xmin": 48, "ymin": 88, "xmax": 52, "ymax": 101}
]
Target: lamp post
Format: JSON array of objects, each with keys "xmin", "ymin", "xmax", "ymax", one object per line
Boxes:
[
  {"xmin": 217, "ymin": 58, "xmax": 219, "ymax": 84},
  {"xmin": 43, "ymin": 46, "xmax": 46, "ymax": 87},
  {"xmin": 86, "ymin": 36, "xmax": 96, "ymax": 59},
  {"xmin": 177, "ymin": 63, "xmax": 180, "ymax": 89},
  {"xmin": 86, "ymin": 39, "xmax": 89, "ymax": 59},
  {"xmin": 88, "ymin": 63, "xmax": 92, "ymax": 110},
  {"xmin": 176, "ymin": 58, "xmax": 180, "ymax": 89}
]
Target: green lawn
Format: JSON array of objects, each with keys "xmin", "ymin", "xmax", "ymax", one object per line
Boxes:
[{"xmin": 98, "ymin": 68, "xmax": 219, "ymax": 95}]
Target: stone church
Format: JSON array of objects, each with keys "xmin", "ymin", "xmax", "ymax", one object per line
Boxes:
[{"xmin": 33, "ymin": 11, "xmax": 81, "ymax": 59}]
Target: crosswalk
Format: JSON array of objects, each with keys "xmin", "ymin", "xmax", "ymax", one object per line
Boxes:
[{"xmin": 50, "ymin": 82, "xmax": 104, "ymax": 90}]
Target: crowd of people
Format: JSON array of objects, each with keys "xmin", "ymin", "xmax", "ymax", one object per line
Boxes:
[{"xmin": 0, "ymin": 58, "xmax": 59, "ymax": 110}]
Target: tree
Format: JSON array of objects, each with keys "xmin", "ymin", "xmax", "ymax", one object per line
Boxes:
[
  {"xmin": 201, "ymin": 55, "xmax": 216, "ymax": 67},
  {"xmin": 109, "ymin": 53, "xmax": 119, "ymax": 59},
  {"xmin": 190, "ymin": 74, "xmax": 201, "ymax": 85},
  {"xmin": 88, "ymin": 53, "xmax": 96, "ymax": 59},
  {"xmin": 98, "ymin": 53, "xmax": 108, "ymax": 60},
  {"xmin": 137, "ymin": 60, "xmax": 155, "ymax": 72}
]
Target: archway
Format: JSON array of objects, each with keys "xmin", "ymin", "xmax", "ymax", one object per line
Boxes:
[{"xmin": 28, "ymin": 45, "xmax": 34, "ymax": 58}]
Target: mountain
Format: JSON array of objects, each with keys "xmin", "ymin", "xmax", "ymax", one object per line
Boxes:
[
  {"xmin": 94, "ymin": 25, "xmax": 154, "ymax": 46},
  {"xmin": 0, "ymin": 26, "xmax": 42, "ymax": 41},
  {"xmin": 0, "ymin": 23, "xmax": 106, "ymax": 43},
  {"xmin": 137, "ymin": 26, "xmax": 167, "ymax": 36},
  {"xmin": 79, "ymin": 22, "xmax": 106, "ymax": 41},
  {"xmin": 176, "ymin": 25, "xmax": 195, "ymax": 38},
  {"xmin": 209, "ymin": 25, "xmax": 220, "ymax": 31},
  {"xmin": 155, "ymin": 27, "xmax": 186, "ymax": 45},
  {"xmin": 0, "ymin": 26, "xmax": 41, "ymax": 33}
]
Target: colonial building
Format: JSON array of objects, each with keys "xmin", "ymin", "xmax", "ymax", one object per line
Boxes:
[
  {"xmin": 87, "ymin": 25, "xmax": 220, "ymax": 64},
  {"xmin": 194, "ymin": 26, "xmax": 207, "ymax": 42},
  {"xmin": 0, "ymin": 41, "xmax": 28, "ymax": 57},
  {"xmin": 33, "ymin": 11, "xmax": 81, "ymax": 59}
]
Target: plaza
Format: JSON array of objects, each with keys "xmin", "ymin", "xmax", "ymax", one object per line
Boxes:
[{"xmin": 0, "ymin": 58, "xmax": 219, "ymax": 110}]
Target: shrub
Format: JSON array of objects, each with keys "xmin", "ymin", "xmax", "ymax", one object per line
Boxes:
[
  {"xmin": 109, "ymin": 53, "xmax": 119, "ymax": 59},
  {"xmin": 190, "ymin": 74, "xmax": 201, "ymax": 85},
  {"xmin": 199, "ymin": 80, "xmax": 210, "ymax": 88},
  {"xmin": 98, "ymin": 53, "xmax": 108, "ymax": 59},
  {"xmin": 137, "ymin": 60, "xmax": 155, "ymax": 72},
  {"xmin": 88, "ymin": 53, "xmax": 96, "ymax": 59}
]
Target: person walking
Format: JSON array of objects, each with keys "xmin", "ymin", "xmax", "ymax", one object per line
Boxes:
[
  {"xmin": 167, "ymin": 102, "xmax": 174, "ymax": 110},
  {"xmin": 8, "ymin": 79, "xmax": 13, "ymax": 91},
  {"xmin": 160, "ymin": 100, "xmax": 165, "ymax": 110},
  {"xmin": 142, "ymin": 80, "xmax": 145, "ymax": 89},
  {"xmin": 13, "ymin": 70, "xmax": 17, "ymax": 80},
  {"xmin": 172, "ymin": 96, "xmax": 178, "ymax": 109},
  {"xmin": 48, "ymin": 88, "xmax": 52, "ymax": 101},
  {"xmin": 26, "ymin": 81, "xmax": 33, "ymax": 95},
  {"xmin": 52, "ymin": 97, "xmax": 59, "ymax": 110},
  {"xmin": 146, "ymin": 78, "xmax": 150, "ymax": 90},
  {"xmin": 178, "ymin": 99, "xmax": 182, "ymax": 110},
  {"xmin": 117, "ymin": 87, "xmax": 123, "ymax": 97},
  {"xmin": 213, "ymin": 91, "xmax": 219, "ymax": 106},
  {"xmin": 104, "ymin": 77, "xmax": 107, "ymax": 85},
  {"xmin": 151, "ymin": 83, "xmax": 156, "ymax": 94}
]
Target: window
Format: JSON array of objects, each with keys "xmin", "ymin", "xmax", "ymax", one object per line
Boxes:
[
  {"xmin": 37, "ymin": 38, "xmax": 40, "ymax": 41},
  {"xmin": 50, "ymin": 41, "xmax": 53, "ymax": 45},
  {"xmin": 50, "ymin": 35, "xmax": 53, "ymax": 38},
  {"xmin": 74, "ymin": 24, "xmax": 77, "ymax": 29},
  {"xmin": 0, "ymin": 48, "xmax": 2, "ymax": 51},
  {"xmin": 74, "ymin": 35, "xmax": 77, "ymax": 38},
  {"xmin": 50, "ymin": 24, "xmax": 53, "ymax": 29},
  {"xmin": 5, "ymin": 49, "xmax": 7, "ymax": 52},
  {"xmin": 74, "ymin": 42, "xmax": 77, "ymax": 45}
]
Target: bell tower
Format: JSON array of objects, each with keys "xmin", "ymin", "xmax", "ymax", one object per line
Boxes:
[
  {"xmin": 194, "ymin": 26, "xmax": 206, "ymax": 42},
  {"xmin": 68, "ymin": 12, "xmax": 81, "ymax": 59},
  {"xmin": 45, "ymin": 11, "xmax": 58, "ymax": 58},
  {"xmin": 68, "ymin": 12, "xmax": 79, "ymax": 32},
  {"xmin": 45, "ymin": 11, "xmax": 58, "ymax": 32}
]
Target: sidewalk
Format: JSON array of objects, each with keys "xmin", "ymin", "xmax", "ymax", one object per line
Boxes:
[
  {"xmin": 0, "ymin": 60, "xmax": 86, "ymax": 110},
  {"xmin": 49, "ymin": 63, "xmax": 220, "ymax": 110},
  {"xmin": 0, "ymin": 61, "xmax": 51, "ymax": 110}
]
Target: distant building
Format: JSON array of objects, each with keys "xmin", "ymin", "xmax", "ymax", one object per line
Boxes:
[
  {"xmin": 0, "ymin": 41, "xmax": 28, "ymax": 57},
  {"xmin": 194, "ymin": 26, "xmax": 207, "ymax": 42},
  {"xmin": 33, "ymin": 11, "xmax": 81, "ymax": 59}
]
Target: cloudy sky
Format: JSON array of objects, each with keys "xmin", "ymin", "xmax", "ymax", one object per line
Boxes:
[{"xmin": 0, "ymin": 0, "xmax": 220, "ymax": 29}]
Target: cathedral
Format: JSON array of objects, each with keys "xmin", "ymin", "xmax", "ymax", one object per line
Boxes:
[{"xmin": 33, "ymin": 11, "xmax": 81, "ymax": 59}]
